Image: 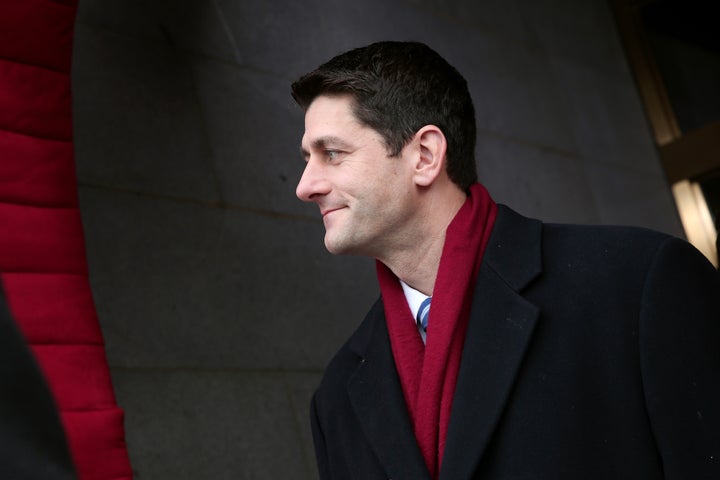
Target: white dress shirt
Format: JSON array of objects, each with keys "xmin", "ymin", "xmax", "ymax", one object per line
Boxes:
[{"xmin": 400, "ymin": 280, "xmax": 430, "ymax": 344}]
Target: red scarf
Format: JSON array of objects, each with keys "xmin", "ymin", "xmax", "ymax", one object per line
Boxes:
[{"xmin": 377, "ymin": 183, "xmax": 497, "ymax": 479}]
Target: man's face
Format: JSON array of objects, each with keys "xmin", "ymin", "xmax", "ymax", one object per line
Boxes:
[{"xmin": 296, "ymin": 95, "xmax": 417, "ymax": 258}]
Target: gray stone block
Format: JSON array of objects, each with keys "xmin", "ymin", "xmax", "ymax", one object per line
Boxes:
[
  {"xmin": 79, "ymin": 187, "xmax": 378, "ymax": 370},
  {"xmin": 215, "ymin": 0, "xmax": 434, "ymax": 79},
  {"xmin": 401, "ymin": 0, "xmax": 533, "ymax": 45},
  {"xmin": 284, "ymin": 372, "xmax": 324, "ymax": 479},
  {"xmin": 112, "ymin": 369, "xmax": 314, "ymax": 480},
  {"xmin": 76, "ymin": 0, "xmax": 239, "ymax": 61},
  {"xmin": 551, "ymin": 59, "xmax": 664, "ymax": 176},
  {"xmin": 582, "ymin": 161, "xmax": 684, "ymax": 236},
  {"xmin": 519, "ymin": 0, "xmax": 628, "ymax": 75},
  {"xmin": 188, "ymin": 56, "xmax": 307, "ymax": 215},
  {"xmin": 476, "ymin": 132, "xmax": 601, "ymax": 224},
  {"xmin": 456, "ymin": 35, "xmax": 578, "ymax": 155},
  {"xmin": 73, "ymin": 24, "xmax": 220, "ymax": 202}
]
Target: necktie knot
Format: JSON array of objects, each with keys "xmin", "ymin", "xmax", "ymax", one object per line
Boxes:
[{"xmin": 417, "ymin": 297, "xmax": 431, "ymax": 332}]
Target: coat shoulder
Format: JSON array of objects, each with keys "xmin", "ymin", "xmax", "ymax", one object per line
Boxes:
[{"xmin": 314, "ymin": 298, "xmax": 384, "ymax": 398}]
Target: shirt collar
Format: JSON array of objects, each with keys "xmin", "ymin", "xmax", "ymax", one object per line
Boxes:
[{"xmin": 400, "ymin": 280, "xmax": 430, "ymax": 320}]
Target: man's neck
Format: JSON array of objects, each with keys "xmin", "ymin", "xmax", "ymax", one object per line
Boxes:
[{"xmin": 378, "ymin": 186, "xmax": 466, "ymax": 296}]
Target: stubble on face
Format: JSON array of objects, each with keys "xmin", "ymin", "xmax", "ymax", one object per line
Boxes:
[{"xmin": 299, "ymin": 95, "xmax": 418, "ymax": 260}]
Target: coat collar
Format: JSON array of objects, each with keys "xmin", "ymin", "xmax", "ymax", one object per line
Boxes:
[
  {"xmin": 346, "ymin": 300, "xmax": 432, "ymax": 480},
  {"xmin": 484, "ymin": 204, "xmax": 543, "ymax": 292},
  {"xmin": 440, "ymin": 205, "xmax": 542, "ymax": 480},
  {"xmin": 346, "ymin": 205, "xmax": 542, "ymax": 480}
]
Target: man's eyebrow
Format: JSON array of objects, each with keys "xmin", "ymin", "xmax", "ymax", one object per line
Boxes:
[{"xmin": 301, "ymin": 136, "xmax": 352, "ymax": 155}]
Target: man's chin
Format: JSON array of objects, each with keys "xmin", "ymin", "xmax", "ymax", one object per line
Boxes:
[
  {"xmin": 324, "ymin": 234, "xmax": 357, "ymax": 256},
  {"xmin": 324, "ymin": 238, "xmax": 346, "ymax": 255}
]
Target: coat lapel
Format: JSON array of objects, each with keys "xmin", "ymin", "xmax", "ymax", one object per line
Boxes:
[
  {"xmin": 346, "ymin": 301, "xmax": 432, "ymax": 480},
  {"xmin": 440, "ymin": 205, "xmax": 543, "ymax": 480}
]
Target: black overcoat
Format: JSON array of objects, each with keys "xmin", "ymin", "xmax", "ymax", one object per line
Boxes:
[{"xmin": 310, "ymin": 205, "xmax": 720, "ymax": 479}]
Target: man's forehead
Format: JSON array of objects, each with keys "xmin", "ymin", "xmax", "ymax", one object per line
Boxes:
[
  {"xmin": 304, "ymin": 94, "xmax": 356, "ymax": 125},
  {"xmin": 301, "ymin": 96, "xmax": 364, "ymax": 146}
]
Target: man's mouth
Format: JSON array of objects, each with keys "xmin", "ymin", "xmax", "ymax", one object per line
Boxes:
[{"xmin": 321, "ymin": 207, "xmax": 345, "ymax": 218}]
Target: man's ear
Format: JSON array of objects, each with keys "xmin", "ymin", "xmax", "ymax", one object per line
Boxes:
[{"xmin": 412, "ymin": 125, "xmax": 447, "ymax": 187}]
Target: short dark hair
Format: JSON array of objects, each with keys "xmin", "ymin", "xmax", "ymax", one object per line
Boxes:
[{"xmin": 291, "ymin": 41, "xmax": 478, "ymax": 191}]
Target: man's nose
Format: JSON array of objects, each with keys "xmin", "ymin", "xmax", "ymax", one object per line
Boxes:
[{"xmin": 296, "ymin": 160, "xmax": 329, "ymax": 202}]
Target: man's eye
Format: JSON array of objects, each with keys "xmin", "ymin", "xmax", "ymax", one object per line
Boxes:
[{"xmin": 326, "ymin": 150, "xmax": 339, "ymax": 161}]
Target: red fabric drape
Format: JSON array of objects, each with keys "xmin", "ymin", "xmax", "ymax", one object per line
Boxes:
[
  {"xmin": 378, "ymin": 184, "xmax": 497, "ymax": 479},
  {"xmin": 0, "ymin": 0, "xmax": 133, "ymax": 478}
]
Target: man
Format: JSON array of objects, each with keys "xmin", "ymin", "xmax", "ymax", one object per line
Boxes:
[{"xmin": 291, "ymin": 41, "xmax": 720, "ymax": 480}]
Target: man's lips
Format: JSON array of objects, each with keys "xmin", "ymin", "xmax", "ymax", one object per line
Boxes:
[{"xmin": 321, "ymin": 207, "xmax": 345, "ymax": 218}]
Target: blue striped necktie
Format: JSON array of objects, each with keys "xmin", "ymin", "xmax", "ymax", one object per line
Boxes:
[{"xmin": 417, "ymin": 297, "xmax": 431, "ymax": 332}]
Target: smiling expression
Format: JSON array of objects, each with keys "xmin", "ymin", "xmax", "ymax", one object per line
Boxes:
[{"xmin": 296, "ymin": 95, "xmax": 419, "ymax": 258}]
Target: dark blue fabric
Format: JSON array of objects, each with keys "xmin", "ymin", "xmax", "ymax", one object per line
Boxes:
[
  {"xmin": 310, "ymin": 205, "xmax": 720, "ymax": 480},
  {"xmin": 0, "ymin": 283, "xmax": 76, "ymax": 479}
]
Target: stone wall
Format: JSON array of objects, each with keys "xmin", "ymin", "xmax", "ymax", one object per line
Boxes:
[{"xmin": 72, "ymin": 0, "xmax": 682, "ymax": 478}]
